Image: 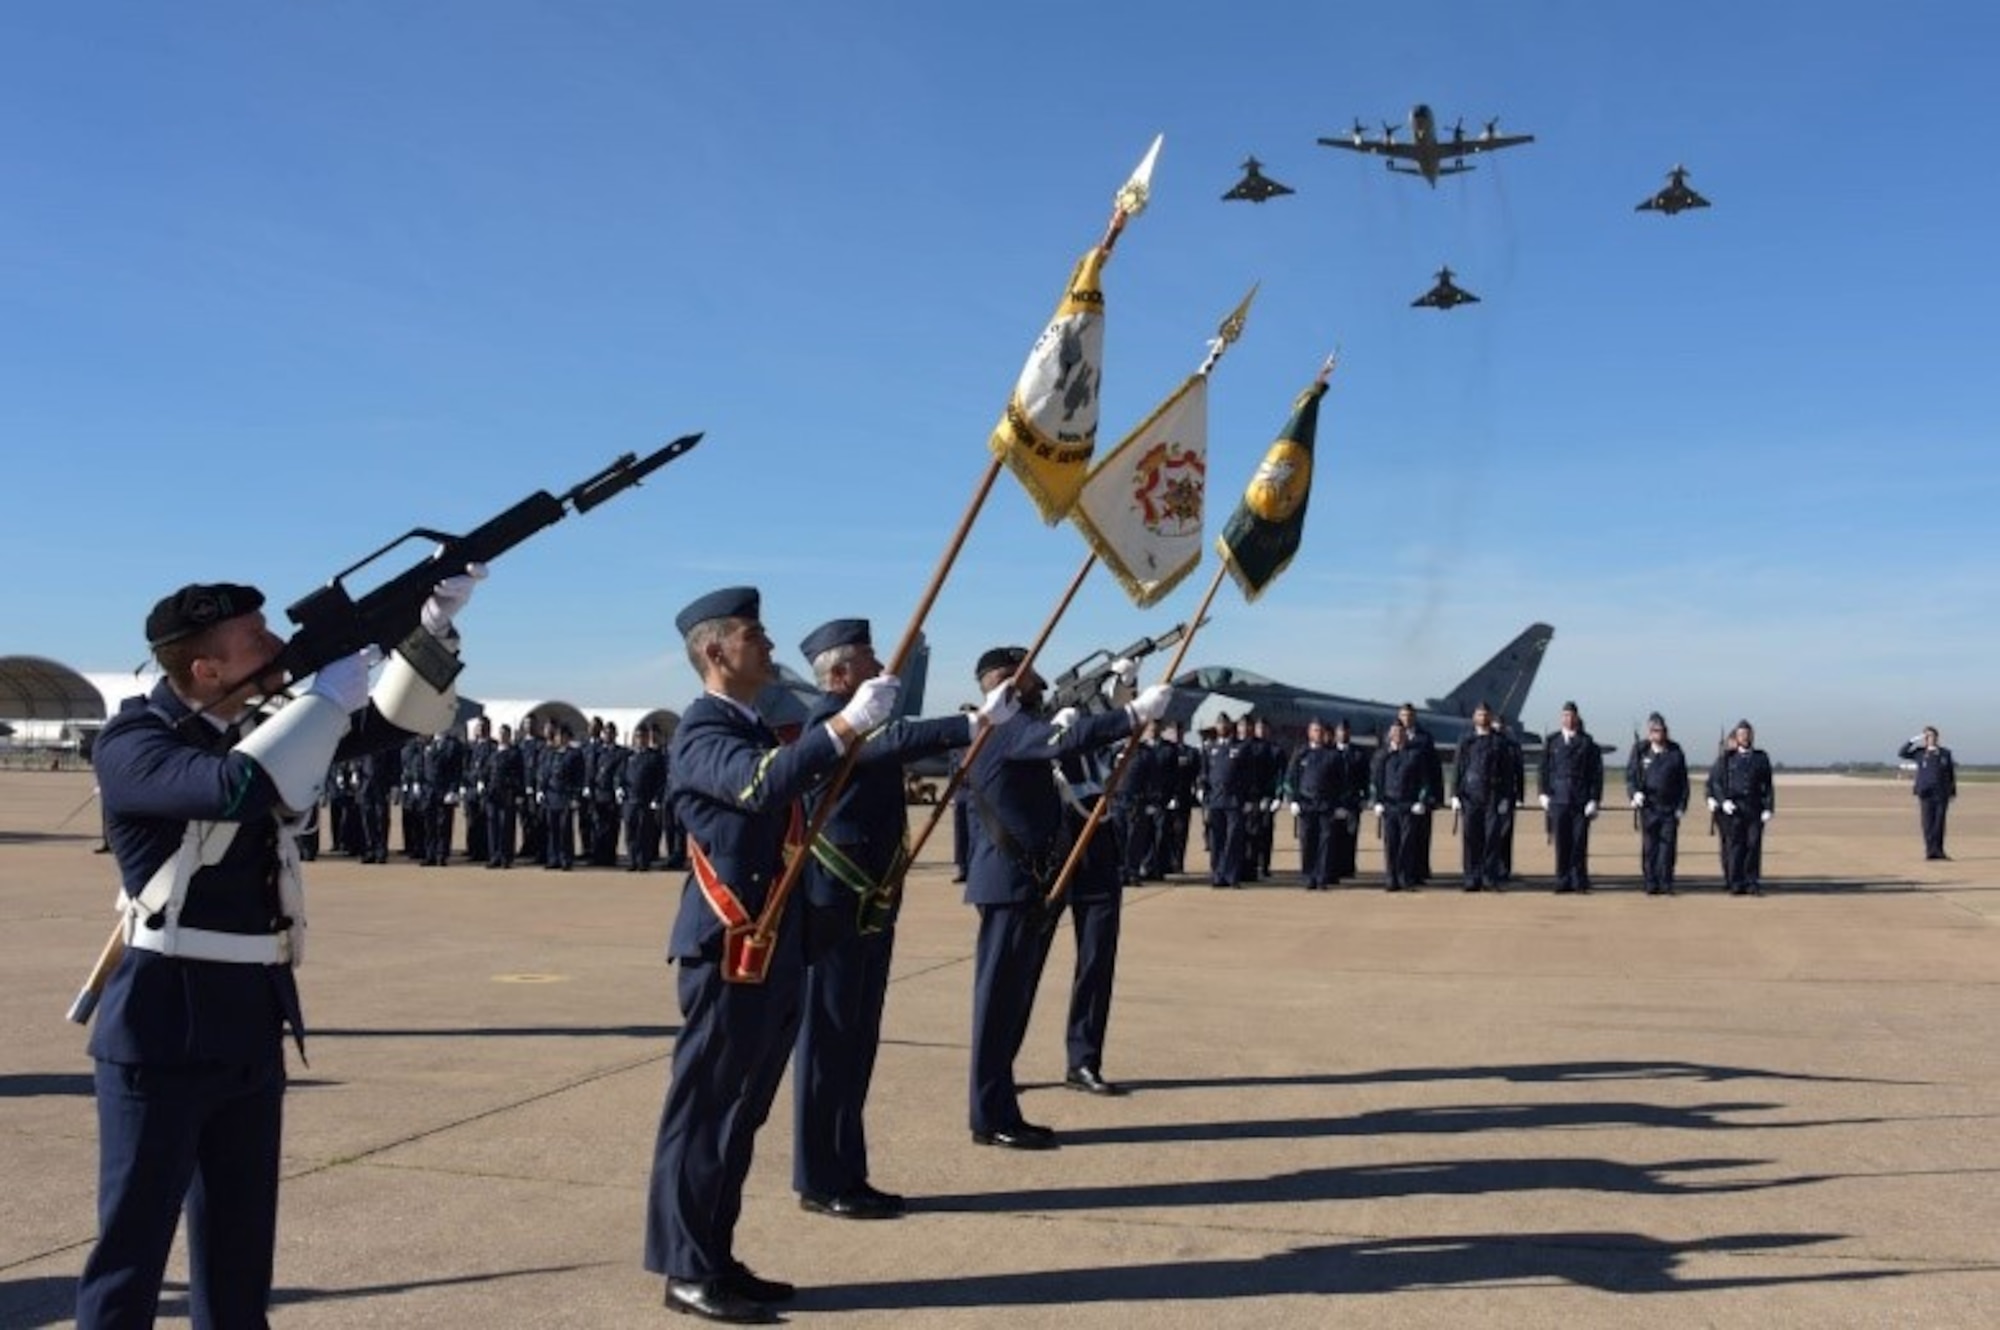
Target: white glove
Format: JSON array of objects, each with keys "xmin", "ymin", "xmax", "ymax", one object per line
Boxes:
[
  {"xmin": 1538, "ymin": 793, "xmax": 1551, "ymax": 811},
  {"xmin": 1109, "ymin": 657, "xmax": 1138, "ymax": 686},
  {"xmin": 1723, "ymin": 799, "xmax": 1738, "ymax": 816},
  {"xmin": 1449, "ymin": 796, "xmax": 1462, "ymax": 812},
  {"xmin": 1674, "ymin": 810, "xmax": 1684, "ymax": 820},
  {"xmin": 1126, "ymin": 683, "xmax": 1173, "ymax": 724},
  {"xmin": 1707, "ymin": 796, "xmax": 1720, "ymax": 812},
  {"xmin": 1584, "ymin": 800, "xmax": 1598, "ymax": 818},
  {"xmin": 1167, "ymin": 799, "xmax": 1179, "ymax": 811},
  {"xmin": 1334, "ymin": 808, "xmax": 1350, "ymax": 822},
  {"xmin": 836, "ymin": 674, "xmax": 900, "ymax": 734},
  {"xmin": 308, "ymin": 650, "xmax": 373, "ymax": 714},
  {"xmin": 1760, "ymin": 810, "xmax": 1772, "ymax": 824},
  {"xmin": 1241, "ymin": 800, "xmax": 1255, "ymax": 813},
  {"xmin": 421, "ymin": 560, "xmax": 489, "ymax": 636},
  {"xmin": 1288, "ymin": 801, "xmax": 1301, "ymax": 816},
  {"xmin": 972, "ymin": 679, "xmax": 1019, "ymax": 732},
  {"xmin": 1372, "ymin": 803, "xmax": 1385, "ymax": 816},
  {"xmin": 1051, "ymin": 706, "xmax": 1079, "ymax": 730},
  {"xmin": 1498, "ymin": 799, "xmax": 1512, "ymax": 814},
  {"xmin": 1630, "ymin": 792, "xmax": 1646, "ymax": 809},
  {"xmin": 1412, "ymin": 802, "xmax": 1427, "ymax": 816}
]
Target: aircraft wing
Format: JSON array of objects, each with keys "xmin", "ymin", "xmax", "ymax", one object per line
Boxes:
[
  {"xmin": 1316, "ymin": 135, "xmax": 1423, "ymax": 161},
  {"xmin": 1445, "ymin": 132, "xmax": 1535, "ymax": 158}
]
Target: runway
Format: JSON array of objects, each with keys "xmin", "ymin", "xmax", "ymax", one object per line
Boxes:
[{"xmin": 2, "ymin": 771, "xmax": 1995, "ymax": 1328}]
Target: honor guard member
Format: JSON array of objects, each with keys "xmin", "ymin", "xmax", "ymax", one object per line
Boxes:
[
  {"xmin": 1491, "ymin": 716, "xmax": 1526, "ymax": 884},
  {"xmin": 1288, "ymin": 718, "xmax": 1340, "ymax": 889},
  {"xmin": 539, "ymin": 725, "xmax": 585, "ymax": 870},
  {"xmin": 1898, "ymin": 726, "xmax": 1957, "ymax": 860},
  {"xmin": 484, "ymin": 723, "xmax": 524, "ymax": 868},
  {"xmin": 514, "ymin": 717, "xmax": 545, "ymax": 862},
  {"xmin": 1371, "ymin": 722, "xmax": 1429, "ymax": 890},
  {"xmin": 1159, "ymin": 722, "xmax": 1199, "ymax": 876},
  {"xmin": 961, "ymin": 645, "xmax": 1172, "ymax": 1149},
  {"xmin": 790, "ymin": 618, "xmax": 997, "ymax": 1220},
  {"xmin": 621, "ymin": 724, "xmax": 668, "ymax": 871},
  {"xmin": 359, "ymin": 744, "xmax": 399, "ymax": 864},
  {"xmin": 1201, "ymin": 716, "xmax": 1254, "ymax": 887},
  {"xmin": 1195, "ymin": 714, "xmax": 1228, "ymax": 871},
  {"xmin": 1450, "ymin": 703, "xmax": 1509, "ymax": 891},
  {"xmin": 1707, "ymin": 719, "xmax": 1776, "ymax": 895},
  {"xmin": 1245, "ymin": 716, "xmax": 1285, "ymax": 879},
  {"xmin": 1396, "ymin": 704, "xmax": 1444, "ymax": 884},
  {"xmin": 1626, "ymin": 713, "xmax": 1690, "ymax": 894},
  {"xmin": 1112, "ymin": 720, "xmax": 1164, "ymax": 885},
  {"xmin": 643, "ymin": 587, "xmax": 900, "ymax": 1324},
  {"xmin": 327, "ymin": 759, "xmax": 362, "ymax": 856},
  {"xmin": 396, "ymin": 733, "xmax": 426, "ymax": 859},
  {"xmin": 462, "ymin": 716, "xmax": 494, "ymax": 865},
  {"xmin": 1539, "ymin": 702, "xmax": 1604, "ymax": 894},
  {"xmin": 77, "ymin": 570, "xmax": 480, "ymax": 1328},
  {"xmin": 588, "ymin": 721, "xmax": 627, "ymax": 866},
  {"xmin": 1327, "ymin": 718, "xmax": 1371, "ymax": 883},
  {"xmin": 1057, "ymin": 747, "xmax": 1132, "ymax": 1096},
  {"xmin": 420, "ymin": 727, "xmax": 466, "ymax": 866}
]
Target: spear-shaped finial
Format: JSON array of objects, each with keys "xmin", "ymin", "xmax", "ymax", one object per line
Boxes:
[
  {"xmin": 1199, "ymin": 281, "xmax": 1260, "ymax": 376},
  {"xmin": 1102, "ymin": 133, "xmax": 1163, "ymax": 251},
  {"xmin": 1315, "ymin": 349, "xmax": 1339, "ymax": 386}
]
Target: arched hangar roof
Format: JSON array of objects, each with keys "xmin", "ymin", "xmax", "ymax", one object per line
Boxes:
[{"xmin": 0, "ymin": 655, "xmax": 107, "ymax": 722}]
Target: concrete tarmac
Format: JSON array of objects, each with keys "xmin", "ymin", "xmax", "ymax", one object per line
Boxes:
[{"xmin": 2, "ymin": 770, "xmax": 1996, "ymax": 1328}]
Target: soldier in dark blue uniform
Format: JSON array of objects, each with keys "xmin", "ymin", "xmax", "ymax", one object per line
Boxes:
[
  {"xmin": 539, "ymin": 725, "xmax": 584, "ymax": 870},
  {"xmin": 1626, "ymin": 712, "xmax": 1690, "ymax": 894},
  {"xmin": 1706, "ymin": 719, "xmax": 1776, "ymax": 895},
  {"xmin": 77, "ymin": 571, "xmax": 478, "ymax": 1327},
  {"xmin": 790, "ymin": 619, "xmax": 993, "ymax": 1220},
  {"xmin": 643, "ymin": 588, "xmax": 899, "ymax": 1324},
  {"xmin": 483, "ymin": 723, "xmax": 524, "ymax": 868},
  {"xmin": 1539, "ymin": 701, "xmax": 1604, "ymax": 894},
  {"xmin": 621, "ymin": 723, "xmax": 668, "ymax": 871},
  {"xmin": 961, "ymin": 646, "xmax": 1172, "ymax": 1148},
  {"xmin": 1112, "ymin": 721, "xmax": 1163, "ymax": 886},
  {"xmin": 359, "ymin": 744, "xmax": 399, "ymax": 864},
  {"xmin": 514, "ymin": 717, "xmax": 545, "ymax": 863},
  {"xmin": 588, "ymin": 721, "xmax": 627, "ymax": 866},
  {"xmin": 1898, "ymin": 726, "xmax": 1957, "ymax": 860},
  {"xmin": 397, "ymin": 733, "xmax": 427, "ymax": 860},
  {"xmin": 1288, "ymin": 718, "xmax": 1339, "ymax": 889},
  {"xmin": 1244, "ymin": 716, "xmax": 1285, "ymax": 880},
  {"xmin": 1450, "ymin": 703, "xmax": 1508, "ymax": 891},
  {"xmin": 1327, "ymin": 718, "xmax": 1371, "ymax": 883},
  {"xmin": 420, "ymin": 728, "xmax": 465, "ymax": 866},
  {"xmin": 1158, "ymin": 722, "xmax": 1199, "ymax": 876},
  {"xmin": 1371, "ymin": 722, "xmax": 1430, "ymax": 890},
  {"xmin": 1397, "ymin": 704, "xmax": 1444, "ymax": 885},
  {"xmin": 1200, "ymin": 715, "xmax": 1253, "ymax": 888},
  {"xmin": 1058, "ymin": 747, "xmax": 1132, "ymax": 1096},
  {"xmin": 1491, "ymin": 716, "xmax": 1526, "ymax": 884},
  {"xmin": 462, "ymin": 716, "xmax": 494, "ymax": 865}
]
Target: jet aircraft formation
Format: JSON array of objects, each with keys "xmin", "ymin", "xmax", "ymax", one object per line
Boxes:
[{"xmin": 1220, "ymin": 102, "xmax": 1710, "ymax": 312}]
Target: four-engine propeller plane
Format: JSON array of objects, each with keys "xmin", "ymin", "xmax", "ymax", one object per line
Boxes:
[
  {"xmin": 1636, "ymin": 164, "xmax": 1711, "ymax": 215},
  {"xmin": 1412, "ymin": 266, "xmax": 1480, "ymax": 310},
  {"xmin": 1318, "ymin": 104, "xmax": 1534, "ymax": 186}
]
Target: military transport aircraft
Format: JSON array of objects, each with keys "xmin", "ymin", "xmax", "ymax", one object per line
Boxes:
[
  {"xmin": 1412, "ymin": 266, "xmax": 1480, "ymax": 310},
  {"xmin": 1166, "ymin": 622, "xmax": 1555, "ymax": 756},
  {"xmin": 1222, "ymin": 156, "xmax": 1295, "ymax": 203},
  {"xmin": 1636, "ymin": 164, "xmax": 1710, "ymax": 216},
  {"xmin": 1318, "ymin": 105, "xmax": 1533, "ymax": 186}
]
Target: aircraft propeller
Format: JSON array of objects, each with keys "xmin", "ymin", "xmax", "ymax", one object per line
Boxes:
[
  {"xmin": 1483, "ymin": 116, "xmax": 1501, "ymax": 140},
  {"xmin": 1350, "ymin": 118, "xmax": 1366, "ymax": 144},
  {"xmin": 1381, "ymin": 121, "xmax": 1398, "ymax": 142}
]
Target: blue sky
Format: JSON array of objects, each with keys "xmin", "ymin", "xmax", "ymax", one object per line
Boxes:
[{"xmin": 5, "ymin": 2, "xmax": 1996, "ymax": 761}]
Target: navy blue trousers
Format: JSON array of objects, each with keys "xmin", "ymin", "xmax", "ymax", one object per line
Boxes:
[
  {"xmin": 793, "ymin": 904, "xmax": 895, "ymax": 1197},
  {"xmin": 968, "ymin": 901, "xmax": 1056, "ymax": 1134},
  {"xmin": 1064, "ymin": 893, "xmax": 1121, "ymax": 1073}
]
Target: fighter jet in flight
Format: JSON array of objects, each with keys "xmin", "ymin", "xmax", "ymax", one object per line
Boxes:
[
  {"xmin": 1318, "ymin": 105, "xmax": 1533, "ymax": 186},
  {"xmin": 1222, "ymin": 156, "xmax": 1295, "ymax": 203},
  {"xmin": 1636, "ymin": 164, "xmax": 1711, "ymax": 215},
  {"xmin": 1412, "ymin": 266, "xmax": 1480, "ymax": 310}
]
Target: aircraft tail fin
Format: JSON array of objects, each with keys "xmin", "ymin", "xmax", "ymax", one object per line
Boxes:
[{"xmin": 1424, "ymin": 623, "xmax": 1554, "ymax": 725}]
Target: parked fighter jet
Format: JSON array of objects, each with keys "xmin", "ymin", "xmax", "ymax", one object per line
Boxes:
[
  {"xmin": 1412, "ymin": 266, "xmax": 1479, "ymax": 310},
  {"xmin": 1318, "ymin": 105, "xmax": 1533, "ymax": 186},
  {"xmin": 1636, "ymin": 164, "xmax": 1710, "ymax": 215},
  {"xmin": 1167, "ymin": 622, "xmax": 1556, "ymax": 756},
  {"xmin": 1222, "ymin": 156, "xmax": 1295, "ymax": 203}
]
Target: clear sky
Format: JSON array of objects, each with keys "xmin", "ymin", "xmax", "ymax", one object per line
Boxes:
[{"xmin": 5, "ymin": 2, "xmax": 1996, "ymax": 762}]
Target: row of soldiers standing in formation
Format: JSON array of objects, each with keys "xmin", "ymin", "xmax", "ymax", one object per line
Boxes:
[
  {"xmin": 1080, "ymin": 701, "xmax": 1787, "ymax": 897},
  {"xmin": 313, "ymin": 715, "xmax": 686, "ymax": 871}
]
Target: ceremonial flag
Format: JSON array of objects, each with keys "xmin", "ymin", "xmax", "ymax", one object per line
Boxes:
[
  {"xmin": 1216, "ymin": 368, "xmax": 1330, "ymax": 602},
  {"xmin": 1070, "ymin": 285, "xmax": 1254, "ymax": 608},
  {"xmin": 988, "ymin": 248, "xmax": 1107, "ymax": 523}
]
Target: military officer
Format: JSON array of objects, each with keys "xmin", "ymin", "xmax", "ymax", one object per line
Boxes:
[
  {"xmin": 77, "ymin": 570, "xmax": 478, "ymax": 1327},
  {"xmin": 1450, "ymin": 703, "xmax": 1508, "ymax": 891},
  {"xmin": 483, "ymin": 723, "xmax": 524, "ymax": 868},
  {"xmin": 1327, "ymin": 718, "xmax": 1371, "ymax": 883},
  {"xmin": 790, "ymin": 618, "xmax": 996, "ymax": 1220},
  {"xmin": 1707, "ymin": 719, "xmax": 1776, "ymax": 895},
  {"xmin": 1288, "ymin": 718, "xmax": 1340, "ymax": 889},
  {"xmin": 420, "ymin": 727, "xmax": 466, "ymax": 866},
  {"xmin": 1898, "ymin": 726, "xmax": 1957, "ymax": 860},
  {"xmin": 1539, "ymin": 701, "xmax": 1604, "ymax": 894},
  {"xmin": 359, "ymin": 744, "xmax": 399, "ymax": 864},
  {"xmin": 539, "ymin": 725, "xmax": 585, "ymax": 870},
  {"xmin": 961, "ymin": 646, "xmax": 1172, "ymax": 1149},
  {"xmin": 461, "ymin": 716, "xmax": 494, "ymax": 864},
  {"xmin": 1626, "ymin": 712, "xmax": 1690, "ymax": 894},
  {"xmin": 643, "ymin": 587, "xmax": 900, "ymax": 1324},
  {"xmin": 1491, "ymin": 716, "xmax": 1525, "ymax": 884},
  {"xmin": 1058, "ymin": 746, "xmax": 1132, "ymax": 1096},
  {"xmin": 588, "ymin": 720, "xmax": 627, "ymax": 866},
  {"xmin": 1200, "ymin": 715, "xmax": 1253, "ymax": 888},
  {"xmin": 1244, "ymin": 716, "xmax": 1285, "ymax": 880},
  {"xmin": 1371, "ymin": 722, "xmax": 1430, "ymax": 891},
  {"xmin": 1111, "ymin": 721, "xmax": 1164, "ymax": 886},
  {"xmin": 621, "ymin": 723, "xmax": 668, "ymax": 871},
  {"xmin": 1397, "ymin": 703, "xmax": 1444, "ymax": 885},
  {"xmin": 1158, "ymin": 721, "xmax": 1199, "ymax": 876}
]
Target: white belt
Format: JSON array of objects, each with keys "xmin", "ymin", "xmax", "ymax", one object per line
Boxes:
[{"xmin": 125, "ymin": 921, "xmax": 290, "ymax": 966}]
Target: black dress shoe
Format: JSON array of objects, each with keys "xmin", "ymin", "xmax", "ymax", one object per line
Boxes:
[
  {"xmin": 799, "ymin": 1189, "xmax": 901, "ymax": 1220},
  {"xmin": 663, "ymin": 1277, "xmax": 774, "ymax": 1324},
  {"xmin": 723, "ymin": 1265, "xmax": 795, "ymax": 1302},
  {"xmin": 971, "ymin": 1123, "xmax": 1059, "ymax": 1150},
  {"xmin": 1065, "ymin": 1066, "xmax": 1128, "ymax": 1096}
]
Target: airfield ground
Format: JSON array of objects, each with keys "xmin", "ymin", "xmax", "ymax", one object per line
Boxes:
[{"xmin": 2, "ymin": 770, "xmax": 1995, "ymax": 1328}]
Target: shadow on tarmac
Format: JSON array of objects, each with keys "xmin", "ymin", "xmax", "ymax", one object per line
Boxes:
[
  {"xmin": 1109, "ymin": 1058, "xmax": 1928, "ymax": 1094},
  {"xmin": 309, "ymin": 1024, "xmax": 677, "ymax": 1041}
]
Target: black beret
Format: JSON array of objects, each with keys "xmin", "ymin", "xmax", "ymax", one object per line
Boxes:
[
  {"xmin": 1735, "ymin": 718, "xmax": 1754, "ymax": 732},
  {"xmin": 1562, "ymin": 700, "xmax": 1579, "ymax": 712},
  {"xmin": 146, "ymin": 583, "xmax": 265, "ymax": 649},
  {"xmin": 800, "ymin": 618, "xmax": 870, "ymax": 663},
  {"xmin": 1647, "ymin": 712, "xmax": 1666, "ymax": 726},
  {"xmin": 975, "ymin": 646, "xmax": 1028, "ymax": 678},
  {"xmin": 675, "ymin": 585, "xmax": 759, "ymax": 638}
]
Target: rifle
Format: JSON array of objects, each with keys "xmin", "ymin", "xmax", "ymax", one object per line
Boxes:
[
  {"xmin": 67, "ymin": 435, "xmax": 703, "ymax": 1024},
  {"xmin": 1046, "ymin": 617, "xmax": 1208, "ymax": 715}
]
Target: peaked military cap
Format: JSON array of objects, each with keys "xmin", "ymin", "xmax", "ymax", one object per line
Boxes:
[
  {"xmin": 800, "ymin": 618, "xmax": 870, "ymax": 663},
  {"xmin": 975, "ymin": 646, "xmax": 1028, "ymax": 678},
  {"xmin": 146, "ymin": 583, "xmax": 265, "ymax": 649},
  {"xmin": 674, "ymin": 585, "xmax": 759, "ymax": 638}
]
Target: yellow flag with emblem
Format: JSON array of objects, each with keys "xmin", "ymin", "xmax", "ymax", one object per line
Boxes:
[{"xmin": 988, "ymin": 247, "xmax": 1107, "ymax": 523}]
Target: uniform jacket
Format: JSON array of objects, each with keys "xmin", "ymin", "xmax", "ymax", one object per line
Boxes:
[
  {"xmin": 801, "ymin": 693, "xmax": 967, "ymax": 913},
  {"xmin": 1452, "ymin": 731, "xmax": 1509, "ymax": 804},
  {"xmin": 1898, "ymin": 742, "xmax": 1957, "ymax": 801},
  {"xmin": 1626, "ymin": 741, "xmax": 1690, "ymax": 812},
  {"xmin": 1706, "ymin": 746, "xmax": 1776, "ymax": 813},
  {"xmin": 1539, "ymin": 730, "xmax": 1605, "ymax": 807},
  {"xmin": 963, "ymin": 707, "xmax": 1134, "ymax": 906}
]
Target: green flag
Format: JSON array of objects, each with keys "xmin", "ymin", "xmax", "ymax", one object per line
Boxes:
[{"xmin": 1216, "ymin": 373, "xmax": 1328, "ymax": 601}]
